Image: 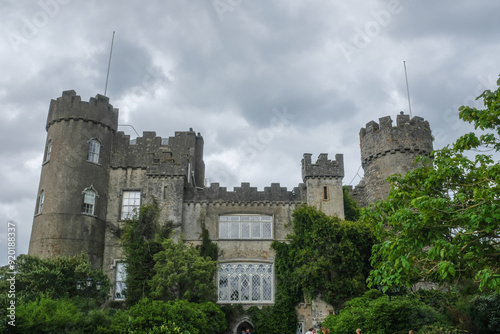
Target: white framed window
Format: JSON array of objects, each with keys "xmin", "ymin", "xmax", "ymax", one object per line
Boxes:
[
  {"xmin": 218, "ymin": 263, "xmax": 273, "ymax": 304},
  {"xmin": 296, "ymin": 322, "xmax": 305, "ymax": 334},
  {"xmin": 121, "ymin": 191, "xmax": 141, "ymax": 220},
  {"xmin": 115, "ymin": 262, "xmax": 127, "ymax": 300},
  {"xmin": 88, "ymin": 139, "xmax": 101, "ymax": 164},
  {"xmin": 45, "ymin": 139, "xmax": 52, "ymax": 162},
  {"xmin": 37, "ymin": 190, "xmax": 45, "ymax": 214},
  {"xmin": 218, "ymin": 215, "xmax": 273, "ymax": 240},
  {"xmin": 82, "ymin": 186, "xmax": 98, "ymax": 215}
]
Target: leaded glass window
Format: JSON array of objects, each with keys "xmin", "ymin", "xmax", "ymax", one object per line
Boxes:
[
  {"xmin": 218, "ymin": 215, "xmax": 273, "ymax": 239},
  {"xmin": 218, "ymin": 263, "xmax": 273, "ymax": 303}
]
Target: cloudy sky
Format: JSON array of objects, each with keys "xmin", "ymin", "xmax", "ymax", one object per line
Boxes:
[{"xmin": 1, "ymin": 0, "xmax": 499, "ymax": 264}]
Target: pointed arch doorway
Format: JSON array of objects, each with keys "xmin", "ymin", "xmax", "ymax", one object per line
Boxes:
[{"xmin": 236, "ymin": 321, "xmax": 254, "ymax": 334}]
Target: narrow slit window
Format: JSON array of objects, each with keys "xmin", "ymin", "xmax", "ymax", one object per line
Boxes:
[
  {"xmin": 323, "ymin": 186, "xmax": 329, "ymax": 200},
  {"xmin": 88, "ymin": 139, "xmax": 101, "ymax": 164},
  {"xmin": 45, "ymin": 139, "xmax": 52, "ymax": 162},
  {"xmin": 115, "ymin": 262, "xmax": 127, "ymax": 300},
  {"xmin": 37, "ymin": 190, "xmax": 45, "ymax": 214}
]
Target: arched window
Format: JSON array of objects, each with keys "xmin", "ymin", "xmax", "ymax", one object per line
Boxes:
[
  {"xmin": 37, "ymin": 190, "xmax": 45, "ymax": 214},
  {"xmin": 87, "ymin": 139, "xmax": 101, "ymax": 164},
  {"xmin": 82, "ymin": 187, "xmax": 97, "ymax": 215},
  {"xmin": 44, "ymin": 139, "xmax": 52, "ymax": 162}
]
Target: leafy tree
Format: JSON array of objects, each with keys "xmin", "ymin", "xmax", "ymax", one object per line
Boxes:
[
  {"xmin": 98, "ymin": 298, "xmax": 226, "ymax": 334},
  {"xmin": 365, "ymin": 76, "xmax": 500, "ymax": 292},
  {"xmin": 343, "ymin": 185, "xmax": 361, "ymax": 221},
  {"xmin": 149, "ymin": 238, "xmax": 217, "ymax": 303},
  {"xmin": 464, "ymin": 293, "xmax": 500, "ymax": 334},
  {"xmin": 322, "ymin": 291, "xmax": 451, "ymax": 334},
  {"xmin": 120, "ymin": 198, "xmax": 171, "ymax": 305},
  {"xmin": 272, "ymin": 205, "xmax": 375, "ymax": 306},
  {"xmin": 0, "ymin": 253, "xmax": 110, "ymax": 303},
  {"xmin": 16, "ymin": 295, "xmax": 82, "ymax": 333}
]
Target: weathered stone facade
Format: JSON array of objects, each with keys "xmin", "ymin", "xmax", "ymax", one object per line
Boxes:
[{"xmin": 29, "ymin": 91, "xmax": 432, "ymax": 332}]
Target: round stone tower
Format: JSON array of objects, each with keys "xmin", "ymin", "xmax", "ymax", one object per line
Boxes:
[
  {"xmin": 359, "ymin": 112, "xmax": 433, "ymax": 205},
  {"xmin": 29, "ymin": 90, "xmax": 118, "ymax": 268}
]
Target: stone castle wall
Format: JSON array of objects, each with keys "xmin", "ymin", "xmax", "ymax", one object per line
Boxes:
[{"xmin": 359, "ymin": 113, "xmax": 433, "ymax": 204}]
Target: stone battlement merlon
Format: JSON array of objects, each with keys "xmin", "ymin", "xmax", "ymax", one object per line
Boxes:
[
  {"xmin": 359, "ymin": 113, "xmax": 434, "ymax": 168},
  {"xmin": 46, "ymin": 90, "xmax": 119, "ymax": 132},
  {"xmin": 359, "ymin": 113, "xmax": 431, "ymax": 139},
  {"xmin": 301, "ymin": 153, "xmax": 344, "ymax": 181},
  {"xmin": 111, "ymin": 129, "xmax": 205, "ymax": 182},
  {"xmin": 184, "ymin": 182, "xmax": 305, "ymax": 202}
]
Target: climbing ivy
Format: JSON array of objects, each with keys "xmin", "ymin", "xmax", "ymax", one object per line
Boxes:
[
  {"xmin": 120, "ymin": 197, "xmax": 172, "ymax": 306},
  {"xmin": 343, "ymin": 185, "xmax": 360, "ymax": 221},
  {"xmin": 273, "ymin": 205, "xmax": 375, "ymax": 307},
  {"xmin": 249, "ymin": 205, "xmax": 375, "ymax": 334}
]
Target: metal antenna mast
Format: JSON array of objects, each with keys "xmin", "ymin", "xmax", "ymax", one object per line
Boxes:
[
  {"xmin": 104, "ymin": 31, "xmax": 115, "ymax": 97},
  {"xmin": 404, "ymin": 60, "xmax": 412, "ymax": 118}
]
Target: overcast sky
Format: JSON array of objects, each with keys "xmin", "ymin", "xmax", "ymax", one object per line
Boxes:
[{"xmin": 1, "ymin": 0, "xmax": 499, "ymax": 265}]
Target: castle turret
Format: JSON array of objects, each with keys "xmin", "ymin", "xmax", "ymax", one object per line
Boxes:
[
  {"xmin": 302, "ymin": 153, "xmax": 345, "ymax": 218},
  {"xmin": 29, "ymin": 90, "xmax": 118, "ymax": 268},
  {"xmin": 359, "ymin": 113, "xmax": 433, "ymax": 205}
]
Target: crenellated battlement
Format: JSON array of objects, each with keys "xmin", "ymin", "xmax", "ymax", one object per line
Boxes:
[
  {"xmin": 359, "ymin": 113, "xmax": 433, "ymax": 167},
  {"xmin": 46, "ymin": 90, "xmax": 119, "ymax": 132},
  {"xmin": 185, "ymin": 182, "xmax": 304, "ymax": 203},
  {"xmin": 301, "ymin": 153, "xmax": 344, "ymax": 181}
]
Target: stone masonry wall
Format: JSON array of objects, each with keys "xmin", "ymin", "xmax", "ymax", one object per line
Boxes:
[{"xmin": 359, "ymin": 113, "xmax": 433, "ymax": 204}]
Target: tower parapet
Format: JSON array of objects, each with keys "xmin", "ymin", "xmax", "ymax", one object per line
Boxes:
[
  {"xmin": 359, "ymin": 113, "xmax": 433, "ymax": 204},
  {"xmin": 301, "ymin": 153, "xmax": 345, "ymax": 219},
  {"xmin": 301, "ymin": 153, "xmax": 344, "ymax": 181},
  {"xmin": 46, "ymin": 90, "xmax": 118, "ymax": 132}
]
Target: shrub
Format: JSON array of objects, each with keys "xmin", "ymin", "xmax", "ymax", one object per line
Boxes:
[{"xmin": 322, "ymin": 293, "xmax": 450, "ymax": 334}]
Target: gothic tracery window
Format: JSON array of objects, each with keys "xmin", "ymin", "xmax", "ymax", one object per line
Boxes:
[{"xmin": 218, "ymin": 263, "xmax": 273, "ymax": 303}]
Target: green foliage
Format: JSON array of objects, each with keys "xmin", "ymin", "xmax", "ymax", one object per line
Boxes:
[
  {"xmin": 273, "ymin": 205, "xmax": 375, "ymax": 306},
  {"xmin": 464, "ymin": 293, "xmax": 500, "ymax": 334},
  {"xmin": 16, "ymin": 295, "xmax": 82, "ymax": 333},
  {"xmin": 365, "ymin": 76, "xmax": 500, "ymax": 292},
  {"xmin": 343, "ymin": 186, "xmax": 361, "ymax": 221},
  {"xmin": 0, "ymin": 253, "xmax": 110, "ymax": 304},
  {"xmin": 0, "ymin": 253, "xmax": 109, "ymax": 328},
  {"xmin": 196, "ymin": 221, "xmax": 219, "ymax": 261},
  {"xmin": 149, "ymin": 238, "xmax": 217, "ymax": 303},
  {"xmin": 322, "ymin": 292, "xmax": 450, "ymax": 334},
  {"xmin": 120, "ymin": 198, "xmax": 172, "ymax": 305},
  {"xmin": 98, "ymin": 298, "xmax": 226, "ymax": 334}
]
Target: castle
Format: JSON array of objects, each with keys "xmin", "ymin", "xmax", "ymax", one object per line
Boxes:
[{"xmin": 28, "ymin": 90, "xmax": 433, "ymax": 332}]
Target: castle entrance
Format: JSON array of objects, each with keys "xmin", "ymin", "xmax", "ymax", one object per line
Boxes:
[{"xmin": 236, "ymin": 321, "xmax": 254, "ymax": 334}]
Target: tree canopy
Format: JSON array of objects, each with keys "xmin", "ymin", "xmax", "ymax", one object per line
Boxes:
[
  {"xmin": 149, "ymin": 238, "xmax": 217, "ymax": 303},
  {"xmin": 365, "ymin": 76, "xmax": 500, "ymax": 292}
]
